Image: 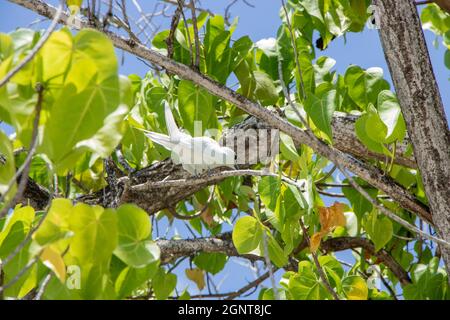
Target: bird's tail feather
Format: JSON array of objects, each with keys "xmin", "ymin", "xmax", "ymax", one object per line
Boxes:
[
  {"xmin": 164, "ymin": 102, "xmax": 181, "ymax": 139},
  {"xmin": 144, "ymin": 131, "xmax": 175, "ymax": 150}
]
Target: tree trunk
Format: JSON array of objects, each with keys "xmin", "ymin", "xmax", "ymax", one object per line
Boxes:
[{"xmin": 374, "ymin": 0, "xmax": 450, "ymax": 274}]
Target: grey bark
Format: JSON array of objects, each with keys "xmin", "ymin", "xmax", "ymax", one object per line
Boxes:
[
  {"xmin": 156, "ymin": 234, "xmax": 411, "ymax": 286},
  {"xmin": 374, "ymin": 0, "xmax": 450, "ymax": 274},
  {"xmin": 9, "ymin": 0, "xmax": 431, "ymax": 224}
]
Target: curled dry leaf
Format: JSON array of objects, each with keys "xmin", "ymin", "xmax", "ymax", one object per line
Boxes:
[
  {"xmin": 185, "ymin": 268, "xmax": 206, "ymax": 290},
  {"xmin": 310, "ymin": 202, "xmax": 346, "ymax": 252}
]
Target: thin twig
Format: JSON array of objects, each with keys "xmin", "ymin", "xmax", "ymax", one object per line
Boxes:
[
  {"xmin": 34, "ymin": 273, "xmax": 53, "ymax": 300},
  {"xmin": 415, "ymin": 0, "xmax": 434, "ymax": 5},
  {"xmin": 1, "ymin": 166, "xmax": 55, "ymax": 269},
  {"xmin": 280, "ymin": 0, "xmax": 306, "ymax": 100},
  {"xmin": 0, "ymin": 256, "xmax": 40, "ymax": 294},
  {"xmin": 169, "ymin": 271, "xmax": 271, "ymax": 299},
  {"xmin": 166, "ymin": 0, "xmax": 183, "ymax": 59},
  {"xmin": 116, "ymin": 0, "xmax": 139, "ymax": 42},
  {"xmin": 315, "ymin": 165, "xmax": 337, "ymax": 184},
  {"xmin": 299, "ymin": 219, "xmax": 340, "ymax": 300},
  {"xmin": 338, "ymin": 166, "xmax": 450, "ymax": 249},
  {"xmin": 168, "ymin": 206, "xmax": 203, "ymax": 220},
  {"xmin": 0, "ymin": 0, "xmax": 64, "ymax": 88},
  {"xmin": 0, "ymin": 83, "xmax": 45, "ymax": 219},
  {"xmin": 277, "ymin": 43, "xmax": 311, "ymax": 132},
  {"xmin": 224, "ymin": 270, "xmax": 272, "ymax": 300},
  {"xmin": 189, "ymin": 0, "xmax": 201, "ymax": 70},
  {"xmin": 167, "ymin": 186, "xmax": 214, "ymax": 221},
  {"xmin": 177, "ymin": 0, "xmax": 194, "ymax": 66},
  {"xmin": 261, "ymin": 230, "xmax": 279, "ymax": 300}
]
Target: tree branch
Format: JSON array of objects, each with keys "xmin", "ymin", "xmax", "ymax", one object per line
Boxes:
[
  {"xmin": 189, "ymin": 0, "xmax": 201, "ymax": 71},
  {"xmin": 299, "ymin": 219, "xmax": 340, "ymax": 300},
  {"xmin": 374, "ymin": 0, "xmax": 450, "ymax": 274},
  {"xmin": 321, "ymin": 237, "xmax": 411, "ymax": 286},
  {"xmin": 155, "ymin": 234, "xmax": 411, "ymax": 287},
  {"xmin": 9, "ymin": 0, "xmax": 430, "ymax": 225}
]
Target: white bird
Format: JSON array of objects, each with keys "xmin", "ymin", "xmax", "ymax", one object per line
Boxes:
[{"xmin": 143, "ymin": 102, "xmax": 236, "ymax": 175}]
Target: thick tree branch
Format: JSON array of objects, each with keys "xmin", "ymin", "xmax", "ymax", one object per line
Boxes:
[
  {"xmin": 157, "ymin": 234, "xmax": 267, "ymax": 265},
  {"xmin": 374, "ymin": 0, "xmax": 450, "ymax": 274},
  {"xmin": 321, "ymin": 237, "xmax": 411, "ymax": 286},
  {"xmin": 9, "ymin": 0, "xmax": 430, "ymax": 225},
  {"xmin": 156, "ymin": 235, "xmax": 411, "ymax": 287}
]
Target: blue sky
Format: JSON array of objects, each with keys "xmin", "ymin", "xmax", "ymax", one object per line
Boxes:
[{"xmin": 1, "ymin": 0, "xmax": 449, "ymax": 299}]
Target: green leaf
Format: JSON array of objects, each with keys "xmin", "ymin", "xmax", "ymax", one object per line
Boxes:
[
  {"xmin": 314, "ymin": 56, "xmax": 336, "ymax": 84},
  {"xmin": 288, "ymin": 261, "xmax": 329, "ymax": 300},
  {"xmin": 304, "ymin": 89, "xmax": 337, "ymax": 141},
  {"xmin": 33, "ymin": 198, "xmax": 73, "ymax": 246},
  {"xmin": 377, "ymin": 90, "xmax": 406, "ymax": 143},
  {"xmin": 39, "ymin": 29, "xmax": 73, "ymax": 86},
  {"xmin": 364, "ymin": 104, "xmax": 388, "ymax": 142},
  {"xmin": 40, "ymin": 29, "xmax": 123, "ymax": 170},
  {"xmin": 0, "ymin": 221, "xmax": 26, "ymax": 258},
  {"xmin": 280, "ymin": 133, "xmax": 300, "ymax": 162},
  {"xmin": 258, "ymin": 176, "xmax": 281, "ymax": 212},
  {"xmin": 365, "ymin": 210, "xmax": 393, "ymax": 252},
  {"xmin": 265, "ymin": 233, "xmax": 288, "ymax": 267},
  {"xmin": 114, "ymin": 204, "xmax": 160, "ymax": 268},
  {"xmin": 342, "ymin": 178, "xmax": 377, "ymax": 220},
  {"xmin": 0, "ymin": 130, "xmax": 16, "ymax": 202},
  {"xmin": 203, "ymin": 15, "xmax": 237, "ymax": 84},
  {"xmin": 342, "ymin": 275, "xmax": 368, "ymax": 300},
  {"xmin": 445, "ymin": 49, "xmax": 450, "ymax": 69},
  {"xmin": 152, "ymin": 268, "xmax": 177, "ymax": 300},
  {"xmin": 0, "ymin": 33, "xmax": 13, "ymax": 60},
  {"xmin": 421, "ymin": 4, "xmax": 450, "ymax": 36},
  {"xmin": 230, "ymin": 36, "xmax": 253, "ymax": 71},
  {"xmin": 253, "ymin": 70, "xmax": 279, "ymax": 106},
  {"xmin": 344, "ymin": 65, "xmax": 390, "ymax": 109},
  {"xmin": 232, "ymin": 216, "xmax": 263, "ymax": 254},
  {"xmin": 193, "ymin": 252, "xmax": 227, "ymax": 275},
  {"xmin": 178, "ymin": 80, "xmax": 217, "ymax": 134},
  {"xmin": 354, "ymin": 113, "xmax": 386, "ymax": 154},
  {"xmin": 115, "ymin": 264, "xmax": 159, "ymax": 299},
  {"xmin": 67, "ymin": 0, "xmax": 83, "ymax": 8},
  {"xmin": 283, "ymin": 184, "xmax": 307, "ymax": 218},
  {"xmin": 403, "ymin": 257, "xmax": 446, "ymax": 300},
  {"xmin": 75, "ymin": 76, "xmax": 131, "ymax": 157},
  {"xmin": 318, "ymin": 255, "xmax": 344, "ymax": 278},
  {"xmin": 69, "ymin": 203, "xmax": 118, "ymax": 264},
  {"xmin": 0, "ymin": 205, "xmax": 35, "ymax": 250},
  {"xmin": 2, "ymin": 242, "xmax": 34, "ymax": 298}
]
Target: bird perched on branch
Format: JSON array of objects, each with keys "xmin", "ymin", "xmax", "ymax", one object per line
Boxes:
[{"xmin": 142, "ymin": 102, "xmax": 236, "ymax": 175}]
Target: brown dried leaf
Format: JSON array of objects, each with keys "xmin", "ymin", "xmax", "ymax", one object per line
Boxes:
[
  {"xmin": 185, "ymin": 268, "xmax": 205, "ymax": 290},
  {"xmin": 310, "ymin": 232, "xmax": 324, "ymax": 253},
  {"xmin": 318, "ymin": 202, "xmax": 346, "ymax": 232},
  {"xmin": 201, "ymin": 206, "xmax": 214, "ymax": 227}
]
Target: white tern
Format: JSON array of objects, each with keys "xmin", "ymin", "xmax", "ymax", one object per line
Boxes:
[{"xmin": 143, "ymin": 103, "xmax": 236, "ymax": 175}]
